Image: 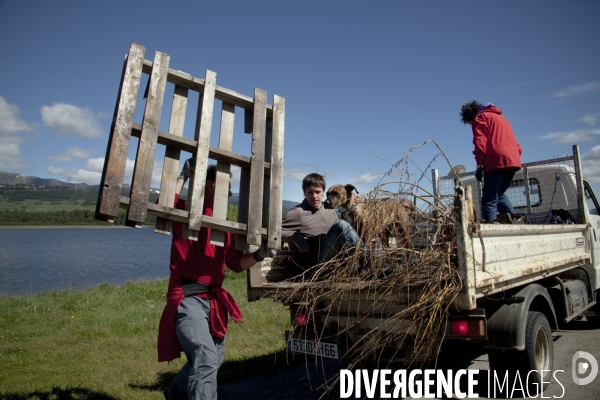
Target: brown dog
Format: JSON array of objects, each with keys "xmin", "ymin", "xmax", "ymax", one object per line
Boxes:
[{"xmin": 324, "ymin": 184, "xmax": 414, "ymax": 247}]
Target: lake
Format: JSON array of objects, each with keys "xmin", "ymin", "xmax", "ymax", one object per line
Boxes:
[{"xmin": 0, "ymin": 227, "xmax": 172, "ymax": 296}]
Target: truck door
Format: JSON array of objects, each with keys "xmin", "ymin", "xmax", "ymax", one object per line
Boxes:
[
  {"xmin": 583, "ymin": 180, "xmax": 600, "ymax": 290},
  {"xmin": 584, "ymin": 181, "xmax": 600, "ymax": 248}
]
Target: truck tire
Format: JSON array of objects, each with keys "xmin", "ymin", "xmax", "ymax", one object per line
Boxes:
[
  {"xmin": 521, "ymin": 311, "xmax": 554, "ymax": 389},
  {"xmin": 488, "ymin": 311, "xmax": 553, "ymax": 396}
]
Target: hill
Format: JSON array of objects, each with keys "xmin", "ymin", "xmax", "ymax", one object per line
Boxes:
[
  {"xmin": 0, "ymin": 171, "xmax": 298, "ymax": 223},
  {"xmin": 0, "ymin": 171, "xmax": 91, "ymax": 188}
]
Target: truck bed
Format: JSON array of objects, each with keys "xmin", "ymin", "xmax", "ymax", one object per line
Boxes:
[
  {"xmin": 452, "ymin": 185, "xmax": 591, "ymax": 309},
  {"xmin": 248, "ymin": 186, "xmax": 592, "ymax": 312},
  {"xmin": 460, "ymin": 223, "xmax": 589, "ymax": 308}
]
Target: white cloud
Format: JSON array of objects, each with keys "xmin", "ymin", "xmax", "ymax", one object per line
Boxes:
[
  {"xmin": 581, "ymin": 145, "xmax": 600, "ymax": 183},
  {"xmin": 552, "ymin": 81, "xmax": 600, "ymax": 98},
  {"xmin": 47, "ymin": 157, "xmax": 134, "ymax": 185},
  {"xmin": 0, "ymin": 96, "xmax": 37, "ymax": 136},
  {"xmin": 349, "ymin": 172, "xmax": 385, "ymax": 185},
  {"xmin": 41, "ymin": 102, "xmax": 105, "ymax": 138},
  {"xmin": 540, "ymin": 129, "xmax": 600, "ymax": 144},
  {"xmin": 282, "ymin": 163, "xmax": 326, "ymax": 183},
  {"xmin": 581, "ymin": 112, "xmax": 600, "ymax": 126},
  {"xmin": 0, "ymin": 135, "xmax": 23, "ymax": 157},
  {"xmin": 48, "ymin": 147, "xmax": 92, "ymax": 162},
  {"xmin": 84, "ymin": 157, "xmax": 109, "ymax": 173},
  {"xmin": 230, "ymin": 165, "xmax": 241, "ymax": 190},
  {"xmin": 0, "ymin": 135, "xmax": 28, "ymax": 171},
  {"xmin": 0, "ymin": 97, "xmax": 37, "ymax": 171},
  {"xmin": 46, "ymin": 166, "xmax": 103, "ymax": 185},
  {"xmin": 284, "ymin": 168, "xmax": 311, "ymax": 181},
  {"xmin": 45, "ymin": 156, "xmax": 172, "ymax": 187}
]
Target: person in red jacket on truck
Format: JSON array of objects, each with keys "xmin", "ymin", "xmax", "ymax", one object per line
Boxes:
[{"xmin": 460, "ymin": 101, "xmax": 522, "ymax": 223}]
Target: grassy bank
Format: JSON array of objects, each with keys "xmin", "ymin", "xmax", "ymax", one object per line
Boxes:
[
  {"xmin": 0, "ymin": 270, "xmax": 290, "ymax": 399},
  {"xmin": 0, "ymin": 199, "xmax": 95, "ymax": 213},
  {"xmin": 0, "ymin": 205, "xmax": 238, "ymax": 226}
]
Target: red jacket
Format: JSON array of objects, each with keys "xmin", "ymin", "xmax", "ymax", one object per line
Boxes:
[
  {"xmin": 157, "ymin": 196, "xmax": 244, "ymax": 362},
  {"xmin": 472, "ymin": 105, "xmax": 522, "ymax": 172}
]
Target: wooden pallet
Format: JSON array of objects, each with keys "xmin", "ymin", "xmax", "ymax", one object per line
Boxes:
[{"xmin": 95, "ymin": 43, "xmax": 285, "ymax": 250}]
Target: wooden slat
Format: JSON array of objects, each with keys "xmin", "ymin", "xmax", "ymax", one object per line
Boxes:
[
  {"xmin": 202, "ymin": 214, "xmax": 267, "ymax": 236},
  {"xmin": 126, "ymin": 51, "xmax": 170, "ymax": 226},
  {"xmin": 96, "ymin": 43, "xmax": 145, "ymax": 222},
  {"xmin": 210, "ymin": 102, "xmax": 235, "ymax": 246},
  {"xmin": 246, "ymin": 88, "xmax": 267, "ymax": 246},
  {"xmin": 268, "ymin": 95, "xmax": 285, "ymax": 249},
  {"xmin": 121, "ymin": 197, "xmax": 189, "ymax": 222},
  {"xmin": 142, "ymin": 61, "xmax": 205, "ymax": 93},
  {"xmin": 119, "ymin": 196, "xmax": 268, "ymax": 236},
  {"xmin": 209, "ymin": 148, "xmax": 269, "ymax": 171},
  {"xmin": 573, "ymin": 145, "xmax": 587, "ymax": 225},
  {"xmin": 155, "ymin": 85, "xmax": 188, "ymax": 235},
  {"xmin": 217, "ymin": 85, "xmax": 274, "ymax": 118},
  {"xmin": 186, "ymin": 70, "xmax": 217, "ymax": 236},
  {"xmin": 182, "ymin": 215, "xmax": 199, "ymax": 241},
  {"xmin": 236, "ymin": 167, "xmax": 251, "ymax": 252},
  {"xmin": 130, "ymin": 124, "xmax": 271, "ymax": 172},
  {"xmin": 262, "ymin": 118, "xmax": 272, "ymax": 237},
  {"xmin": 141, "ymin": 59, "xmax": 274, "ymax": 117}
]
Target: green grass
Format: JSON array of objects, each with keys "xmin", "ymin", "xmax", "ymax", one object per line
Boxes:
[
  {"xmin": 0, "ymin": 270, "xmax": 290, "ymax": 399},
  {"xmin": 0, "ymin": 199, "xmax": 95, "ymax": 212}
]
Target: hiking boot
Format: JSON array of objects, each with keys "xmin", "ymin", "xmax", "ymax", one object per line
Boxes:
[
  {"xmin": 511, "ymin": 213, "xmax": 528, "ymax": 225},
  {"xmin": 491, "ymin": 213, "xmax": 513, "ymax": 224}
]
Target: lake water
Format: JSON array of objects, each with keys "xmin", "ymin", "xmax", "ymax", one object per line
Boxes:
[{"xmin": 0, "ymin": 227, "xmax": 172, "ymax": 296}]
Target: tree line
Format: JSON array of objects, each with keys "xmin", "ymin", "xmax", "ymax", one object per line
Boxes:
[
  {"xmin": 0, "ymin": 184, "xmax": 99, "ymax": 205},
  {"xmin": 0, "ymin": 205, "xmax": 239, "ymax": 226},
  {"xmin": 0, "ymin": 209, "xmax": 158, "ymax": 226},
  {"xmin": 0, "ymin": 184, "xmax": 159, "ymax": 205},
  {"xmin": 0, "ymin": 182, "xmax": 243, "ymax": 225}
]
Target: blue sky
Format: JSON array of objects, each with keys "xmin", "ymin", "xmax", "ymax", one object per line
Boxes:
[{"xmin": 0, "ymin": 0, "xmax": 599, "ymax": 202}]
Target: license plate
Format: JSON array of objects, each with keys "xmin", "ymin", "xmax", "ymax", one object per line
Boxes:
[{"xmin": 287, "ymin": 337, "xmax": 339, "ymax": 359}]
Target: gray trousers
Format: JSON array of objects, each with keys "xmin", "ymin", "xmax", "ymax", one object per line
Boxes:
[{"xmin": 168, "ymin": 296, "xmax": 225, "ymax": 400}]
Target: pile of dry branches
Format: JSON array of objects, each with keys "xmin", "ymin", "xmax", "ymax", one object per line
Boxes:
[{"xmin": 275, "ymin": 141, "xmax": 466, "ymax": 373}]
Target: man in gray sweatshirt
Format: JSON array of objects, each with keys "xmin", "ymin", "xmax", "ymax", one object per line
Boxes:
[{"xmin": 281, "ymin": 173, "xmax": 360, "ymax": 268}]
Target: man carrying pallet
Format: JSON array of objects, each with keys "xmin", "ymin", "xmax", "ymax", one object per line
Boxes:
[{"xmin": 158, "ymin": 163, "xmax": 271, "ymax": 400}]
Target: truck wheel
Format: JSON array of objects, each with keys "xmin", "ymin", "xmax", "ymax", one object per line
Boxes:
[
  {"xmin": 488, "ymin": 311, "xmax": 553, "ymax": 396},
  {"xmin": 520, "ymin": 311, "xmax": 553, "ymax": 391}
]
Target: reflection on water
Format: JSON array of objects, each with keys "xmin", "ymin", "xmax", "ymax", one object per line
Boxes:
[{"xmin": 0, "ymin": 227, "xmax": 171, "ymax": 296}]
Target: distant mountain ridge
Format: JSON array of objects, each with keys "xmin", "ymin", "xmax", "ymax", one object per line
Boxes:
[
  {"xmin": 0, "ymin": 171, "xmax": 92, "ymax": 188},
  {"xmin": 0, "ymin": 171, "xmax": 297, "ymax": 212}
]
